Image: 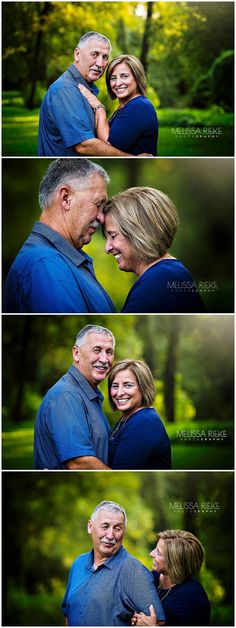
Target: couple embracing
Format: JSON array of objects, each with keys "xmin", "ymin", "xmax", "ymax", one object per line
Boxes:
[
  {"xmin": 34, "ymin": 324, "xmax": 171, "ymax": 470},
  {"xmin": 4, "ymin": 158, "xmax": 205, "ymax": 314},
  {"xmin": 38, "ymin": 31, "xmax": 158, "ymax": 157}
]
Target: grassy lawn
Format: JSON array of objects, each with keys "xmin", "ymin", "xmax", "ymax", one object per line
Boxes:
[
  {"xmin": 2, "ymin": 91, "xmax": 234, "ymax": 156},
  {"xmin": 2, "ymin": 419, "xmax": 233, "ymax": 470},
  {"xmin": 158, "ymin": 126, "xmax": 234, "ymax": 156},
  {"xmin": 2, "ymin": 425, "xmax": 34, "ymax": 469},
  {"xmin": 2, "ymin": 92, "xmax": 39, "ymax": 156}
]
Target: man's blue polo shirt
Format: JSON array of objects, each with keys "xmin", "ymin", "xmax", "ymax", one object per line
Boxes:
[
  {"xmin": 3, "ymin": 222, "xmax": 115, "ymax": 313},
  {"xmin": 38, "ymin": 65, "xmax": 98, "ymax": 155},
  {"xmin": 62, "ymin": 546, "xmax": 165, "ymax": 626},
  {"xmin": 34, "ymin": 365, "xmax": 110, "ymax": 469}
]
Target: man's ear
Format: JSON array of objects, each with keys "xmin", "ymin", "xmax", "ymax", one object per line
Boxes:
[
  {"xmin": 74, "ymin": 47, "xmax": 80, "ymax": 64},
  {"xmin": 72, "ymin": 345, "xmax": 80, "ymax": 363},
  {"xmin": 59, "ymin": 186, "xmax": 71, "ymax": 211},
  {"xmin": 87, "ymin": 520, "xmax": 92, "ymax": 535}
]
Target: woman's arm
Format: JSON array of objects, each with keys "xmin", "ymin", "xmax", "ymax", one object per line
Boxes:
[{"xmin": 78, "ymin": 84, "xmax": 110, "ymax": 142}]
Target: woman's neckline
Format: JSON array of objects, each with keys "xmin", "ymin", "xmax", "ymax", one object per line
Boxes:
[
  {"xmin": 136, "ymin": 255, "xmax": 179, "ymax": 278},
  {"xmin": 117, "ymin": 93, "xmax": 143, "ymax": 109}
]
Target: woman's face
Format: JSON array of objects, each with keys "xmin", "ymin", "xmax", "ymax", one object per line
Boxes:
[
  {"xmin": 110, "ymin": 368, "xmax": 142, "ymax": 416},
  {"xmin": 105, "ymin": 213, "xmax": 139, "ymax": 274},
  {"xmin": 109, "ymin": 62, "xmax": 138, "ymax": 102},
  {"xmin": 150, "ymin": 539, "xmax": 168, "ymax": 575}
]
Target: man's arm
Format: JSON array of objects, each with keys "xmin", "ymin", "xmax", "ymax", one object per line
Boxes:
[
  {"xmin": 65, "ymin": 455, "xmax": 111, "ymax": 470},
  {"xmin": 73, "ymin": 137, "xmax": 131, "ymax": 156}
]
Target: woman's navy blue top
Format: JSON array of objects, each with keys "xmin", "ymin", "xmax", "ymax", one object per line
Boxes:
[
  {"xmin": 108, "ymin": 96, "xmax": 158, "ymax": 155},
  {"xmin": 109, "ymin": 407, "xmax": 171, "ymax": 470},
  {"xmin": 153, "ymin": 572, "xmax": 211, "ymax": 626},
  {"xmin": 121, "ymin": 259, "xmax": 206, "ymax": 313}
]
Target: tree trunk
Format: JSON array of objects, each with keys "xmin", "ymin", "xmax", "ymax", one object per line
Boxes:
[
  {"xmin": 27, "ymin": 2, "xmax": 52, "ymax": 109},
  {"xmin": 140, "ymin": 2, "xmax": 154, "ymax": 73},
  {"xmin": 13, "ymin": 318, "xmax": 32, "ymax": 422},
  {"xmin": 163, "ymin": 317, "xmax": 181, "ymax": 422},
  {"xmin": 116, "ymin": 18, "xmax": 128, "ymax": 54}
]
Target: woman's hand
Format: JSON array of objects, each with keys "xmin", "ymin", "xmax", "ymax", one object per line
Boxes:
[
  {"xmin": 78, "ymin": 84, "xmax": 102, "ymax": 110},
  {"xmin": 131, "ymin": 605, "xmax": 157, "ymax": 626},
  {"xmin": 78, "ymin": 83, "xmax": 109, "ymax": 142}
]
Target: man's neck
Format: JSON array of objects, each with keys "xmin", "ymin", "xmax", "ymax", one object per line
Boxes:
[
  {"xmin": 93, "ymin": 556, "xmax": 108, "ymax": 569},
  {"xmin": 40, "ymin": 213, "xmax": 76, "ymax": 248}
]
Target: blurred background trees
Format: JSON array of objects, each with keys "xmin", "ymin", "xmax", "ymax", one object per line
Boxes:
[
  {"xmin": 2, "ymin": 157, "xmax": 234, "ymax": 312},
  {"xmin": 2, "ymin": 314, "xmax": 234, "ymax": 469},
  {"xmin": 2, "ymin": 1, "xmax": 234, "ymax": 112},
  {"xmin": 3, "ymin": 471, "xmax": 234, "ymax": 626}
]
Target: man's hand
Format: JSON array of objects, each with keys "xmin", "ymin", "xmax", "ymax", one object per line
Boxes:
[{"xmin": 131, "ymin": 604, "xmax": 159, "ymax": 626}]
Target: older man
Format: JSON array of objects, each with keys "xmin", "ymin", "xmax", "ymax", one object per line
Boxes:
[
  {"xmin": 38, "ymin": 31, "xmax": 129, "ymax": 156},
  {"xmin": 34, "ymin": 325, "xmax": 115, "ymax": 470},
  {"xmin": 62, "ymin": 500, "xmax": 165, "ymax": 626},
  {"xmin": 4, "ymin": 158, "xmax": 115, "ymax": 313}
]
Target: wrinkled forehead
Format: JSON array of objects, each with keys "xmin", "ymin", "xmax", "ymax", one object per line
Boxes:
[
  {"xmin": 95, "ymin": 509, "xmax": 125, "ymax": 525},
  {"xmin": 81, "ymin": 38, "xmax": 110, "ymax": 54},
  {"xmin": 84, "ymin": 332, "xmax": 114, "ymax": 348}
]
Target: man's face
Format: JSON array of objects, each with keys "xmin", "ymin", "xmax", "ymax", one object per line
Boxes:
[
  {"xmin": 65, "ymin": 173, "xmax": 108, "ymax": 249},
  {"xmin": 74, "ymin": 38, "xmax": 110, "ymax": 84},
  {"xmin": 88, "ymin": 509, "xmax": 126, "ymax": 561},
  {"xmin": 73, "ymin": 332, "xmax": 114, "ymax": 387}
]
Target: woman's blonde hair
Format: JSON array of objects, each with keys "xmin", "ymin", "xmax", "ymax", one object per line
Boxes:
[
  {"xmin": 108, "ymin": 359, "xmax": 155, "ymax": 410},
  {"xmin": 158, "ymin": 530, "xmax": 204, "ymax": 584},
  {"xmin": 104, "ymin": 187, "xmax": 179, "ymax": 263},
  {"xmin": 106, "ymin": 55, "xmax": 147, "ymax": 100}
]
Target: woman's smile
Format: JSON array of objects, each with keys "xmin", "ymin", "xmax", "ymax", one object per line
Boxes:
[{"xmin": 110, "ymin": 368, "xmax": 142, "ymax": 416}]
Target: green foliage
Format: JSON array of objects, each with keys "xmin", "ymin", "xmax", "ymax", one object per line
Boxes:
[
  {"xmin": 189, "ymin": 50, "xmax": 234, "ymax": 111},
  {"xmin": 158, "ymin": 106, "xmax": 234, "ymax": 127},
  {"xmin": 2, "ymin": 92, "xmax": 234, "ymax": 156},
  {"xmin": 3, "ymin": 472, "xmax": 234, "ymax": 626},
  {"xmin": 211, "ymin": 50, "xmax": 234, "ymax": 111},
  {"xmin": 189, "ymin": 72, "xmax": 213, "ymax": 109}
]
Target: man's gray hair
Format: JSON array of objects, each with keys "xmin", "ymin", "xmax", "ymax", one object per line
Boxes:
[
  {"xmin": 77, "ymin": 31, "xmax": 111, "ymax": 53},
  {"xmin": 75, "ymin": 325, "xmax": 115, "ymax": 348},
  {"xmin": 90, "ymin": 501, "xmax": 127, "ymax": 526},
  {"xmin": 38, "ymin": 158, "xmax": 109, "ymax": 210}
]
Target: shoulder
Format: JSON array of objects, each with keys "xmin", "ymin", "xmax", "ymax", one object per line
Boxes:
[
  {"xmin": 182, "ymin": 578, "xmax": 208, "ymax": 595},
  {"xmin": 119, "ymin": 550, "xmax": 150, "ymax": 576},
  {"xmin": 41, "ymin": 373, "xmax": 83, "ymax": 403},
  {"xmin": 173, "ymin": 578, "xmax": 209, "ymax": 602},
  {"xmin": 13, "ymin": 245, "xmax": 71, "ymax": 273},
  {"xmin": 132, "ymin": 408, "xmax": 161, "ymax": 423},
  {"xmin": 127, "ymin": 96, "xmax": 156, "ymax": 112},
  {"xmin": 70, "ymin": 552, "xmax": 91, "ymax": 572}
]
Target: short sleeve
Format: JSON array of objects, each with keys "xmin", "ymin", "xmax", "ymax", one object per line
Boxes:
[
  {"xmin": 50, "ymin": 84, "xmax": 95, "ymax": 147},
  {"xmin": 47, "ymin": 393, "xmax": 96, "ymax": 462},
  {"xmin": 120, "ymin": 560, "xmax": 165, "ymax": 622}
]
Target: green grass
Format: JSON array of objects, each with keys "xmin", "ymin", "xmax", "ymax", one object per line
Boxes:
[
  {"xmin": 2, "ymin": 419, "xmax": 233, "ymax": 470},
  {"xmin": 2, "ymin": 91, "xmax": 234, "ymax": 156},
  {"xmin": 172, "ymin": 445, "xmax": 233, "ymax": 469},
  {"xmin": 2, "ymin": 426, "xmax": 34, "ymax": 469},
  {"xmin": 2, "ymin": 96, "xmax": 39, "ymax": 156},
  {"xmin": 158, "ymin": 126, "xmax": 234, "ymax": 156}
]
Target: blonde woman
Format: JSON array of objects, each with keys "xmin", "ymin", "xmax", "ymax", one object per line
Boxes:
[
  {"xmin": 104, "ymin": 187, "xmax": 206, "ymax": 313},
  {"xmin": 78, "ymin": 54, "xmax": 158, "ymax": 155},
  {"xmin": 108, "ymin": 359, "xmax": 171, "ymax": 469},
  {"xmin": 132, "ymin": 530, "xmax": 211, "ymax": 626}
]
